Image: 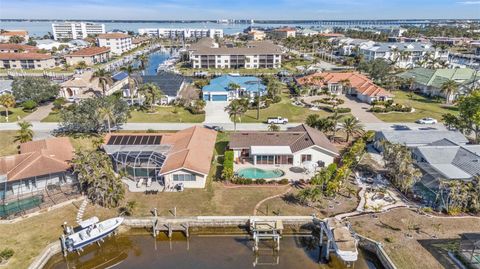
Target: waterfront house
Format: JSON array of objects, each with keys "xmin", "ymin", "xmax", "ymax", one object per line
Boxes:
[
  {"xmin": 189, "ymin": 38, "xmax": 283, "ymax": 69},
  {"xmin": 229, "ymin": 124, "xmax": 339, "ymax": 168},
  {"xmin": 64, "ymin": 46, "xmax": 111, "ymax": 66},
  {"xmin": 247, "ymin": 29, "xmax": 266, "ymax": 41},
  {"xmin": 202, "ymin": 75, "xmax": 266, "ymax": 102},
  {"xmin": 0, "ymin": 137, "xmax": 77, "ymax": 217},
  {"xmin": 103, "ymin": 126, "xmax": 217, "ymax": 190},
  {"xmin": 59, "ymin": 70, "xmax": 128, "ymax": 102},
  {"xmin": 0, "ymin": 43, "xmax": 38, "ymax": 53},
  {"xmin": 268, "ymin": 27, "xmax": 297, "ymax": 39},
  {"xmin": 0, "ymin": 30, "xmax": 29, "ymax": 43},
  {"xmin": 396, "ymin": 67, "xmax": 479, "ymax": 102},
  {"xmin": 374, "ymin": 129, "xmax": 469, "ymax": 151},
  {"xmin": 140, "ymin": 71, "xmax": 190, "ymax": 104},
  {"xmin": 97, "ymin": 33, "xmax": 133, "ymax": 55},
  {"xmin": 295, "ymin": 72, "xmax": 393, "ymax": 104}
]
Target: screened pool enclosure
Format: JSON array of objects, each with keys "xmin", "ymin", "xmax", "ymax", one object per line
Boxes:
[{"xmin": 111, "ymin": 151, "xmax": 166, "ymax": 179}]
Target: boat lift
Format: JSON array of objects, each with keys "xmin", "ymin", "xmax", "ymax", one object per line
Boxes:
[{"xmin": 249, "ymin": 218, "xmax": 283, "ymax": 253}]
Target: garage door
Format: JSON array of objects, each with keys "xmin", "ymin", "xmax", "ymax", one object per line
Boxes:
[
  {"xmin": 212, "ymin": 95, "xmax": 228, "ymax": 101},
  {"xmin": 203, "ymin": 94, "xmax": 210, "ymax": 101}
]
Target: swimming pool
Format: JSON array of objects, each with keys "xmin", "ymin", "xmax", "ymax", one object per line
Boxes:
[{"xmin": 237, "ymin": 168, "xmax": 285, "ymax": 179}]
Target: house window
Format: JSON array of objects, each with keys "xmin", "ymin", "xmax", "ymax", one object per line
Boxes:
[
  {"xmin": 173, "ymin": 174, "xmax": 196, "ymax": 181},
  {"xmin": 301, "ymin": 154, "xmax": 312, "ymax": 162}
]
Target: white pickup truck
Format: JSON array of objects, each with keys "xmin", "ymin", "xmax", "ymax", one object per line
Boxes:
[{"xmin": 267, "ymin": 117, "xmax": 289, "ymax": 124}]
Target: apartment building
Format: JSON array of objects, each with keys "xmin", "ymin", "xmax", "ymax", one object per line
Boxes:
[
  {"xmin": 359, "ymin": 42, "xmax": 449, "ymax": 69},
  {"xmin": 189, "ymin": 38, "xmax": 283, "ymax": 69},
  {"xmin": 138, "ymin": 28, "xmax": 224, "ymax": 39},
  {"xmin": 97, "ymin": 33, "xmax": 132, "ymax": 55},
  {"xmin": 52, "ymin": 22, "xmax": 105, "ymax": 40},
  {"xmin": 0, "ymin": 44, "xmax": 38, "ymax": 53},
  {"xmin": 247, "ymin": 29, "xmax": 266, "ymax": 41},
  {"xmin": 268, "ymin": 28, "xmax": 296, "ymax": 39},
  {"xmin": 0, "ymin": 53, "xmax": 55, "ymax": 70},
  {"xmin": 64, "ymin": 46, "xmax": 110, "ymax": 66}
]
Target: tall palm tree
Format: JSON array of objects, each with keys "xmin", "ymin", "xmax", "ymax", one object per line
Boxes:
[
  {"xmin": 98, "ymin": 103, "xmax": 116, "ymax": 133},
  {"xmin": 441, "ymin": 80, "xmax": 459, "ymax": 104},
  {"xmin": 341, "ymin": 117, "xmax": 364, "ymax": 142},
  {"xmin": 138, "ymin": 83, "xmax": 163, "ymax": 109},
  {"xmin": 137, "ymin": 54, "xmax": 148, "ymax": 70},
  {"xmin": 120, "ymin": 65, "xmax": 139, "ymax": 103},
  {"xmin": 14, "ymin": 121, "xmax": 34, "ymax": 143},
  {"xmin": 328, "ymin": 112, "xmax": 342, "ymax": 142},
  {"xmin": 91, "ymin": 69, "xmax": 113, "ymax": 96},
  {"xmin": 0, "ymin": 93, "xmax": 15, "ymax": 122},
  {"xmin": 305, "ymin": 114, "xmax": 320, "ymax": 128},
  {"xmin": 225, "ymin": 100, "xmax": 246, "ymax": 131}
]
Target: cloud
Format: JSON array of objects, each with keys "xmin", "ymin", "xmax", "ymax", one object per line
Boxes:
[{"xmin": 457, "ymin": 0, "xmax": 480, "ymax": 4}]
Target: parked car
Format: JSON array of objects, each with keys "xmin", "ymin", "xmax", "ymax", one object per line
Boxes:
[
  {"xmin": 204, "ymin": 125, "xmax": 224, "ymax": 132},
  {"xmin": 267, "ymin": 117, "xmax": 289, "ymax": 124},
  {"xmin": 416, "ymin": 117, "xmax": 438, "ymax": 124}
]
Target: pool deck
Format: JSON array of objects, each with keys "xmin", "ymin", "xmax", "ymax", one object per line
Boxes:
[{"xmin": 234, "ymin": 162, "xmax": 315, "ymax": 182}]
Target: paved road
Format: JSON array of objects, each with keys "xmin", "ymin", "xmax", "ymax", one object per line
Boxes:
[{"xmin": 0, "ymin": 121, "xmax": 447, "ymax": 132}]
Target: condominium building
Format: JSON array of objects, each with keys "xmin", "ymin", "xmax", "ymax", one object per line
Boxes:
[
  {"xmin": 138, "ymin": 28, "xmax": 224, "ymax": 39},
  {"xmin": 359, "ymin": 42, "xmax": 449, "ymax": 69},
  {"xmin": 268, "ymin": 27, "xmax": 296, "ymax": 39},
  {"xmin": 52, "ymin": 22, "xmax": 105, "ymax": 40},
  {"xmin": 0, "ymin": 44, "xmax": 38, "ymax": 53},
  {"xmin": 64, "ymin": 46, "xmax": 111, "ymax": 66},
  {"xmin": 97, "ymin": 33, "xmax": 132, "ymax": 55},
  {"xmin": 0, "ymin": 53, "xmax": 55, "ymax": 70},
  {"xmin": 0, "ymin": 30, "xmax": 29, "ymax": 43},
  {"xmin": 189, "ymin": 38, "xmax": 283, "ymax": 69}
]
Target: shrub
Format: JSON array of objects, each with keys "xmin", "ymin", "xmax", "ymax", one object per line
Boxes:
[
  {"xmin": 272, "ymin": 95, "xmax": 282, "ymax": 103},
  {"xmin": 53, "ymin": 97, "xmax": 66, "ymax": 110},
  {"xmin": 234, "ymin": 178, "xmax": 253, "ymax": 185},
  {"xmin": 256, "ymin": 178, "xmax": 267, "ymax": 184},
  {"xmin": 278, "ymin": 178, "xmax": 289, "ymax": 185},
  {"xmin": 22, "ymin": 100, "xmax": 37, "ymax": 111},
  {"xmin": 336, "ymin": 107, "xmax": 351, "ymax": 113},
  {"xmin": 222, "ymin": 150, "xmax": 234, "ymax": 181},
  {"xmin": 0, "ymin": 248, "xmax": 14, "ymax": 261},
  {"xmin": 384, "ymin": 237, "xmax": 394, "ymax": 243}
]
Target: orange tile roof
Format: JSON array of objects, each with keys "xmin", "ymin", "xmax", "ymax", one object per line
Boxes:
[
  {"xmin": 0, "ymin": 30, "xmax": 28, "ymax": 37},
  {"xmin": 319, "ymin": 33, "xmax": 345, "ymax": 37},
  {"xmin": 97, "ymin": 33, "xmax": 130, "ymax": 39},
  {"xmin": 0, "ymin": 43, "xmax": 38, "ymax": 52},
  {"xmin": 66, "ymin": 46, "xmax": 110, "ymax": 57},
  {"xmin": 0, "ymin": 52, "xmax": 52, "ymax": 60},
  {"xmin": 0, "ymin": 137, "xmax": 74, "ymax": 182},
  {"xmin": 275, "ymin": 28, "xmax": 296, "ymax": 32},
  {"xmin": 296, "ymin": 72, "xmax": 393, "ymax": 97}
]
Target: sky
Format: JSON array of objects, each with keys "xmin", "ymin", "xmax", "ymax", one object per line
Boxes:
[{"xmin": 0, "ymin": 0, "xmax": 479, "ymax": 20}]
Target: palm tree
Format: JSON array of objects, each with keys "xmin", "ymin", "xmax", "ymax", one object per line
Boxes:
[
  {"xmin": 137, "ymin": 54, "xmax": 148, "ymax": 70},
  {"xmin": 91, "ymin": 69, "xmax": 113, "ymax": 96},
  {"xmin": 76, "ymin": 61, "xmax": 88, "ymax": 70},
  {"xmin": 225, "ymin": 100, "xmax": 246, "ymax": 131},
  {"xmin": 98, "ymin": 103, "xmax": 116, "ymax": 133},
  {"xmin": 14, "ymin": 121, "xmax": 34, "ymax": 143},
  {"xmin": 268, "ymin": 123, "xmax": 280, "ymax": 132},
  {"xmin": 328, "ymin": 112, "xmax": 342, "ymax": 142},
  {"xmin": 0, "ymin": 94, "xmax": 15, "ymax": 122},
  {"xmin": 305, "ymin": 114, "xmax": 320, "ymax": 128},
  {"xmin": 138, "ymin": 83, "xmax": 163, "ymax": 109},
  {"xmin": 341, "ymin": 117, "xmax": 364, "ymax": 142},
  {"xmin": 441, "ymin": 80, "xmax": 459, "ymax": 104},
  {"xmin": 120, "ymin": 65, "xmax": 139, "ymax": 103}
]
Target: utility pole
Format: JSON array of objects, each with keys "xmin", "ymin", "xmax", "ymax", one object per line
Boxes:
[{"xmin": 256, "ymin": 78, "xmax": 260, "ymax": 120}]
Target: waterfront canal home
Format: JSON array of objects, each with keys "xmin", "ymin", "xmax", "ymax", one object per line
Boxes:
[
  {"xmin": 97, "ymin": 33, "xmax": 133, "ymax": 55},
  {"xmin": 0, "ymin": 137, "xmax": 78, "ymax": 218},
  {"xmin": 396, "ymin": 67, "xmax": 480, "ymax": 102},
  {"xmin": 52, "ymin": 22, "xmax": 105, "ymax": 40},
  {"xmin": 268, "ymin": 27, "xmax": 297, "ymax": 39},
  {"xmin": 141, "ymin": 71, "xmax": 190, "ymax": 104},
  {"xmin": 0, "ymin": 30, "xmax": 29, "ymax": 43},
  {"xmin": 0, "ymin": 52, "xmax": 55, "ymax": 70},
  {"xmin": 59, "ymin": 70, "xmax": 128, "ymax": 102},
  {"xmin": 295, "ymin": 72, "xmax": 393, "ymax": 104},
  {"xmin": 202, "ymin": 75, "xmax": 266, "ymax": 102},
  {"xmin": 64, "ymin": 46, "xmax": 111, "ymax": 66},
  {"xmin": 374, "ymin": 129, "xmax": 469, "ymax": 151},
  {"xmin": 103, "ymin": 126, "xmax": 217, "ymax": 191},
  {"xmin": 229, "ymin": 124, "xmax": 339, "ymax": 168},
  {"xmin": 189, "ymin": 37, "xmax": 283, "ymax": 69}
]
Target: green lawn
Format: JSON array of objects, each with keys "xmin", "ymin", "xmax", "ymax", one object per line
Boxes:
[
  {"xmin": 41, "ymin": 111, "xmax": 61, "ymax": 122},
  {"xmin": 128, "ymin": 106, "xmax": 205, "ymax": 123},
  {"xmin": 238, "ymin": 94, "xmax": 332, "ymax": 123},
  {"xmin": 0, "ymin": 107, "xmax": 31, "ymax": 123},
  {"xmin": 374, "ymin": 91, "xmax": 459, "ymax": 122},
  {"xmin": 0, "ymin": 131, "xmax": 20, "ymax": 156}
]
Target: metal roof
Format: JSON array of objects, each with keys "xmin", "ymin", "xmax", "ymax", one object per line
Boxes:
[
  {"xmin": 141, "ymin": 71, "xmax": 188, "ymax": 97},
  {"xmin": 202, "ymin": 75, "xmax": 266, "ymax": 93}
]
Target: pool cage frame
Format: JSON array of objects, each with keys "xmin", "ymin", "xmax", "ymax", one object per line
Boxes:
[
  {"xmin": 111, "ymin": 151, "xmax": 166, "ymax": 180},
  {"xmin": 459, "ymin": 233, "xmax": 480, "ymax": 267}
]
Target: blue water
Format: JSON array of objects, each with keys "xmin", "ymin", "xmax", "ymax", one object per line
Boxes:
[
  {"xmin": 142, "ymin": 50, "xmax": 170, "ymax": 76},
  {"xmin": 0, "ymin": 21, "xmax": 323, "ymax": 37},
  {"xmin": 237, "ymin": 168, "xmax": 285, "ymax": 179}
]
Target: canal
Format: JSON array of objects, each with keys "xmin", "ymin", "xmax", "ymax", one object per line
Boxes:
[
  {"xmin": 136, "ymin": 49, "xmax": 171, "ymax": 76},
  {"xmin": 45, "ymin": 231, "xmax": 383, "ymax": 269}
]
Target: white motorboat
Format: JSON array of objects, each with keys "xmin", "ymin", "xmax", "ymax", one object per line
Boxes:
[{"xmin": 62, "ymin": 216, "xmax": 123, "ymax": 252}]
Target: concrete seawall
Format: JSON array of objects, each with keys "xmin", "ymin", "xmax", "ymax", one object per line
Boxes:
[{"xmin": 357, "ymin": 234, "xmax": 397, "ymax": 269}]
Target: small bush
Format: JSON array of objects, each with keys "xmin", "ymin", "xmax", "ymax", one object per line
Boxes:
[
  {"xmin": 256, "ymin": 178, "xmax": 267, "ymax": 184},
  {"xmin": 272, "ymin": 95, "xmax": 282, "ymax": 103},
  {"xmin": 278, "ymin": 178, "xmax": 289, "ymax": 185},
  {"xmin": 384, "ymin": 237, "xmax": 394, "ymax": 243},
  {"xmin": 53, "ymin": 97, "xmax": 66, "ymax": 110},
  {"xmin": 336, "ymin": 107, "xmax": 351, "ymax": 113},
  {"xmin": 22, "ymin": 100, "xmax": 37, "ymax": 111},
  {"xmin": 222, "ymin": 150, "xmax": 234, "ymax": 181},
  {"xmin": 234, "ymin": 178, "xmax": 253, "ymax": 185},
  {"xmin": 0, "ymin": 248, "xmax": 14, "ymax": 261}
]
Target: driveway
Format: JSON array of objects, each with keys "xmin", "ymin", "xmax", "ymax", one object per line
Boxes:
[
  {"xmin": 339, "ymin": 95, "xmax": 383, "ymax": 123},
  {"xmin": 23, "ymin": 103, "xmax": 53, "ymax": 122},
  {"xmin": 203, "ymin": 101, "xmax": 232, "ymax": 124}
]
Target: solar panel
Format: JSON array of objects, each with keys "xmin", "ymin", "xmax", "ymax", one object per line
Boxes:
[
  {"xmin": 153, "ymin": 136, "xmax": 161, "ymax": 144},
  {"xmin": 140, "ymin": 136, "xmax": 149, "ymax": 144},
  {"xmin": 107, "ymin": 135, "xmax": 163, "ymax": 145}
]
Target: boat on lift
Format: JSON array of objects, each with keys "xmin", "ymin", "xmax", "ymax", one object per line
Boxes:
[{"xmin": 61, "ymin": 216, "xmax": 124, "ymax": 253}]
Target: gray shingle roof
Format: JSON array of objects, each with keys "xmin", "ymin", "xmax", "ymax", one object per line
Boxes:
[{"xmin": 376, "ymin": 130, "xmax": 468, "ymax": 147}]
